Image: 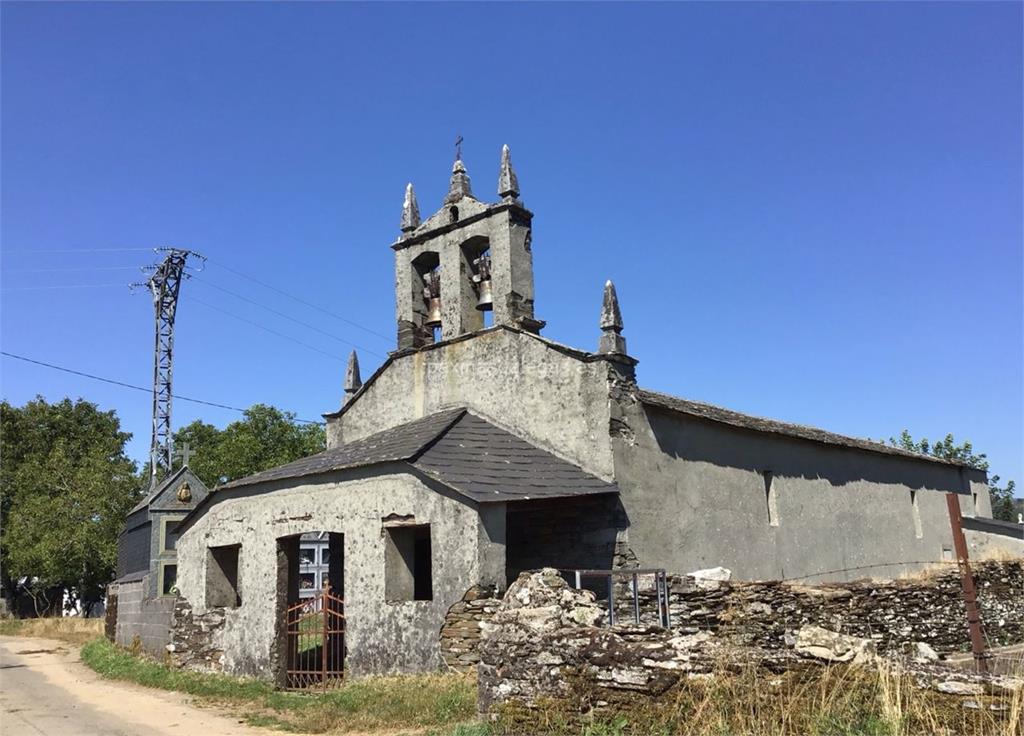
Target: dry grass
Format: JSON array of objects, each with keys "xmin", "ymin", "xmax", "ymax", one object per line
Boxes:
[
  {"xmin": 492, "ymin": 662, "xmax": 1024, "ymax": 736},
  {"xmin": 0, "ymin": 617, "xmax": 104, "ymax": 645}
]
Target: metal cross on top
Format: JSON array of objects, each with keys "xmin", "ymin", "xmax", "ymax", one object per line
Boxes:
[
  {"xmin": 174, "ymin": 441, "xmax": 195, "ymax": 468},
  {"xmin": 455, "ymin": 134, "xmax": 464, "ymax": 161}
]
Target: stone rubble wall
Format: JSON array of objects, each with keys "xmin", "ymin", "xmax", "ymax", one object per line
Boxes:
[
  {"xmin": 440, "ymin": 585, "xmax": 501, "ymax": 672},
  {"xmin": 478, "ymin": 567, "xmax": 1024, "ymax": 713},
  {"xmin": 167, "ymin": 596, "xmax": 227, "ymax": 671},
  {"xmin": 615, "ymin": 560, "xmax": 1024, "ymax": 654}
]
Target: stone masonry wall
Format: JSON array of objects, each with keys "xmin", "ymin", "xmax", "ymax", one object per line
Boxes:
[
  {"xmin": 440, "ymin": 585, "xmax": 502, "ymax": 672},
  {"xmin": 450, "ymin": 560, "xmax": 1024, "ymax": 680},
  {"xmin": 168, "ymin": 596, "xmax": 227, "ymax": 671},
  {"xmin": 616, "ymin": 560, "xmax": 1024, "ymax": 654},
  {"xmin": 479, "ymin": 567, "xmax": 1024, "ymax": 714}
]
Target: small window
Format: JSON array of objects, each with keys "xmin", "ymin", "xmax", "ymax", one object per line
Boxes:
[
  {"xmin": 763, "ymin": 471, "xmax": 779, "ymax": 527},
  {"xmin": 385, "ymin": 524, "xmax": 432, "ymax": 602},
  {"xmin": 299, "ymin": 547, "xmax": 316, "ymax": 565},
  {"xmin": 206, "ymin": 544, "xmax": 241, "ymax": 607},
  {"xmin": 160, "ymin": 515, "xmax": 185, "ymax": 554},
  {"xmin": 910, "ymin": 490, "xmax": 923, "ymax": 539},
  {"xmin": 160, "ymin": 563, "xmax": 178, "ymax": 596},
  {"xmin": 300, "ymin": 572, "xmax": 316, "ymax": 590},
  {"xmin": 321, "ymin": 548, "xmax": 331, "ymax": 565}
]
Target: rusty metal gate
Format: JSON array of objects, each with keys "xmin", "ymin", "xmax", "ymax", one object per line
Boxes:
[{"xmin": 283, "ymin": 584, "xmax": 345, "ymax": 690}]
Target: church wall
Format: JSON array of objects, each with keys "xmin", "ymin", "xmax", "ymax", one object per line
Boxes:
[
  {"xmin": 174, "ymin": 465, "xmax": 498, "ymax": 679},
  {"xmin": 330, "ymin": 328, "xmax": 616, "ymax": 480},
  {"xmin": 613, "ymin": 402, "xmax": 993, "ymax": 582}
]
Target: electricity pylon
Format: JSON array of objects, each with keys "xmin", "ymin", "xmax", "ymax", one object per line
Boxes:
[{"xmin": 133, "ymin": 248, "xmax": 205, "ymax": 489}]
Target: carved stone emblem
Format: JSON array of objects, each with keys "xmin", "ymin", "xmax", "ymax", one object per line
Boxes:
[{"xmin": 177, "ymin": 481, "xmax": 192, "ymax": 504}]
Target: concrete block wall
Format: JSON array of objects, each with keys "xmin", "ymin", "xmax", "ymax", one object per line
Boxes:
[{"xmin": 111, "ymin": 578, "xmax": 176, "ymax": 658}]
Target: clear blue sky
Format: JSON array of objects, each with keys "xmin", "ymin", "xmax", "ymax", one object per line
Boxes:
[{"xmin": 2, "ymin": 2, "xmax": 1021, "ymax": 487}]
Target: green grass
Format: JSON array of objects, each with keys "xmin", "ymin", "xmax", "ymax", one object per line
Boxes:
[{"xmin": 80, "ymin": 637, "xmax": 481, "ymax": 734}]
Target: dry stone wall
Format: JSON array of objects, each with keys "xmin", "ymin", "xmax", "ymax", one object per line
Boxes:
[
  {"xmin": 622, "ymin": 560, "xmax": 1024, "ymax": 654},
  {"xmin": 440, "ymin": 585, "xmax": 501, "ymax": 672},
  {"xmin": 167, "ymin": 597, "xmax": 227, "ymax": 671},
  {"xmin": 479, "ymin": 566, "xmax": 1024, "ymax": 714}
]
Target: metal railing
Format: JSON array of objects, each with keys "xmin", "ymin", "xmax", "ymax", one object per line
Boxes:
[{"xmin": 563, "ymin": 568, "xmax": 671, "ymax": 628}]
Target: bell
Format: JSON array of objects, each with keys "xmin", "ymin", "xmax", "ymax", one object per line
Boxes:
[
  {"xmin": 475, "ymin": 278, "xmax": 494, "ymax": 311},
  {"xmin": 425, "ymin": 296, "xmax": 442, "ymax": 327}
]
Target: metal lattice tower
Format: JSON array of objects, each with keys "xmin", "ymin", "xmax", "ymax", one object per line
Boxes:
[{"xmin": 137, "ymin": 248, "xmax": 204, "ymax": 489}]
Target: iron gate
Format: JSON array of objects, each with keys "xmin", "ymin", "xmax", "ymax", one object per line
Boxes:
[{"xmin": 283, "ymin": 584, "xmax": 345, "ymax": 690}]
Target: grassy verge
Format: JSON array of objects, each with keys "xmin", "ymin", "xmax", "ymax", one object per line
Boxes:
[
  {"xmin": 80, "ymin": 637, "xmax": 482, "ymax": 734},
  {"xmin": 0, "ymin": 617, "xmax": 103, "ymax": 645}
]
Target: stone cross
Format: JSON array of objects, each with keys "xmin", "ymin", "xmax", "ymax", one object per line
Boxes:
[{"xmin": 174, "ymin": 442, "xmax": 195, "ymax": 468}]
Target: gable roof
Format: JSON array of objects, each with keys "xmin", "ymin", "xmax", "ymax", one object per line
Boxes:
[
  {"xmin": 129, "ymin": 465, "xmax": 211, "ymax": 515},
  {"xmin": 638, "ymin": 389, "xmax": 972, "ymax": 469},
  {"xmin": 212, "ymin": 407, "xmax": 616, "ymax": 506}
]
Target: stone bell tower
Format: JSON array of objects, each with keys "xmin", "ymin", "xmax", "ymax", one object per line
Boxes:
[{"xmin": 392, "ymin": 145, "xmax": 544, "ymax": 350}]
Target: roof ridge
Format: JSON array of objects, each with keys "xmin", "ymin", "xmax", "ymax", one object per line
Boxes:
[
  {"xmin": 637, "ymin": 388, "xmax": 972, "ymax": 469},
  {"xmin": 407, "ymin": 407, "xmax": 467, "ymax": 462}
]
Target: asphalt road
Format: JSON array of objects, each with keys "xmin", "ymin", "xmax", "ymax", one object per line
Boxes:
[{"xmin": 0, "ymin": 636, "xmax": 268, "ymax": 736}]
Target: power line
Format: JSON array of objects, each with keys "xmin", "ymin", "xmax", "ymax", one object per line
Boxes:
[
  {"xmin": 2, "ymin": 266, "xmax": 143, "ymax": 273},
  {"xmin": 1, "ymin": 283, "xmax": 128, "ymax": 290},
  {"xmin": 206, "ymin": 257, "xmax": 392, "ymax": 342},
  {"xmin": 189, "ymin": 295, "xmax": 351, "ymax": 363},
  {"xmin": 191, "ymin": 275, "xmax": 384, "ymax": 358},
  {"xmin": 1, "ymin": 247, "xmax": 156, "ymax": 254},
  {"xmin": 0, "ymin": 351, "xmax": 324, "ymax": 425}
]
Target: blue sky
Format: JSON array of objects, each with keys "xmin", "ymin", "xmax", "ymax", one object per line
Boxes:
[{"xmin": 2, "ymin": 2, "xmax": 1021, "ymax": 486}]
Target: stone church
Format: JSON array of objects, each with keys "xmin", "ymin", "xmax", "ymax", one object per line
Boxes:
[{"xmin": 145, "ymin": 146, "xmax": 1018, "ymax": 681}]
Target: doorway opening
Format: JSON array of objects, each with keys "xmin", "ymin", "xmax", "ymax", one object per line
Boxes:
[{"xmin": 276, "ymin": 531, "xmax": 345, "ymax": 690}]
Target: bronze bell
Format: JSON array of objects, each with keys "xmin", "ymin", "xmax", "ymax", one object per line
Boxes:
[
  {"xmin": 475, "ymin": 278, "xmax": 493, "ymax": 311},
  {"xmin": 425, "ymin": 296, "xmax": 443, "ymax": 327}
]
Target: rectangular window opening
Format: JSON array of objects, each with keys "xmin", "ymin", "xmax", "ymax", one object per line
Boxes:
[
  {"xmin": 763, "ymin": 471, "xmax": 779, "ymax": 527},
  {"xmin": 384, "ymin": 523, "xmax": 432, "ymax": 602},
  {"xmin": 160, "ymin": 515, "xmax": 185, "ymax": 554},
  {"xmin": 910, "ymin": 490, "xmax": 923, "ymax": 539},
  {"xmin": 206, "ymin": 544, "xmax": 241, "ymax": 607},
  {"xmin": 160, "ymin": 563, "xmax": 178, "ymax": 596}
]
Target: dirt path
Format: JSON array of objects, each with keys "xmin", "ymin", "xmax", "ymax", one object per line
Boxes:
[{"xmin": 0, "ymin": 635, "xmax": 272, "ymax": 736}]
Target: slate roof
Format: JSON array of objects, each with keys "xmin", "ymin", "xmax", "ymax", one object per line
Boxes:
[
  {"xmin": 638, "ymin": 389, "xmax": 969, "ymax": 468},
  {"xmin": 218, "ymin": 407, "xmax": 616, "ymax": 504},
  {"xmin": 129, "ymin": 465, "xmax": 209, "ymax": 514}
]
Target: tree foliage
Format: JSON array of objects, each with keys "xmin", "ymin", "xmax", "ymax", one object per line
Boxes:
[
  {"xmin": 172, "ymin": 404, "xmax": 325, "ymax": 488},
  {"xmin": 888, "ymin": 430, "xmax": 1018, "ymax": 522},
  {"xmin": 1, "ymin": 397, "xmax": 140, "ymax": 613}
]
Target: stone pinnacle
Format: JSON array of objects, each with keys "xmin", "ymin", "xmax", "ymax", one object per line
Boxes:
[
  {"xmin": 599, "ymin": 280, "xmax": 627, "ymax": 355},
  {"xmin": 343, "ymin": 350, "xmax": 362, "ymax": 404},
  {"xmin": 498, "ymin": 144, "xmax": 520, "ymax": 200},
  {"xmin": 400, "ymin": 183, "xmax": 421, "ymax": 233},
  {"xmin": 444, "ymin": 157, "xmax": 474, "ymax": 204}
]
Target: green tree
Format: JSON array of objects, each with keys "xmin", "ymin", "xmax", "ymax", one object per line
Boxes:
[
  {"xmin": 172, "ymin": 404, "xmax": 325, "ymax": 488},
  {"xmin": 1, "ymin": 397, "xmax": 139, "ymax": 615},
  {"xmin": 888, "ymin": 430, "xmax": 1018, "ymax": 522}
]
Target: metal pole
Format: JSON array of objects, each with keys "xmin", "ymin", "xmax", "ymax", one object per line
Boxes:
[
  {"xmin": 574, "ymin": 570, "xmax": 581, "ymax": 590},
  {"xmin": 322, "ymin": 583, "xmax": 329, "ymax": 691},
  {"xmin": 632, "ymin": 573, "xmax": 640, "ymax": 624},
  {"xmin": 607, "ymin": 573, "xmax": 615, "ymax": 627},
  {"xmin": 945, "ymin": 492, "xmax": 988, "ymax": 673}
]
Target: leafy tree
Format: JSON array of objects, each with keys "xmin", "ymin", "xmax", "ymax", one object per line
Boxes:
[
  {"xmin": 1, "ymin": 397, "xmax": 139, "ymax": 615},
  {"xmin": 888, "ymin": 430, "xmax": 1018, "ymax": 522},
  {"xmin": 172, "ymin": 404, "xmax": 325, "ymax": 488}
]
